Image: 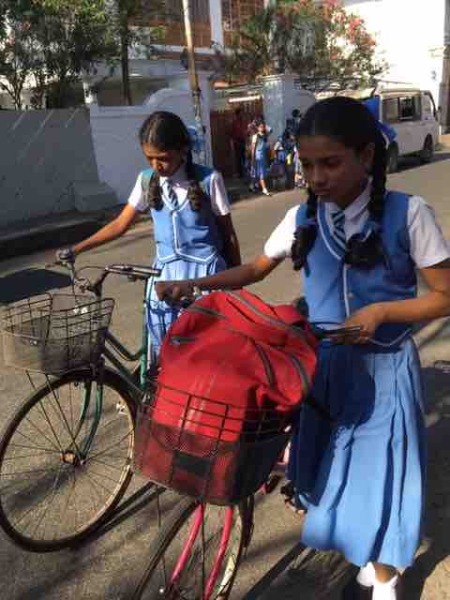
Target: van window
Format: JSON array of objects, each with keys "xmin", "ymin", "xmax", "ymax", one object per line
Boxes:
[
  {"xmin": 399, "ymin": 96, "xmax": 420, "ymax": 121},
  {"xmin": 383, "ymin": 98, "xmax": 399, "ymax": 123},
  {"xmin": 422, "ymin": 93, "xmax": 436, "ymax": 119}
]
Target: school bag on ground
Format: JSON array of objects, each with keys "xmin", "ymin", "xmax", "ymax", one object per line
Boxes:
[{"xmin": 135, "ymin": 289, "xmax": 318, "ymax": 504}]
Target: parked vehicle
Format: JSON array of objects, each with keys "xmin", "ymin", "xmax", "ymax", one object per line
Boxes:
[
  {"xmin": 376, "ymin": 88, "xmax": 439, "ymax": 172},
  {"xmin": 318, "ymin": 86, "xmax": 440, "ymax": 173}
]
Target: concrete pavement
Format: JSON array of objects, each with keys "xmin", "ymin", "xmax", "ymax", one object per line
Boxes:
[{"xmin": 0, "ymin": 155, "xmax": 449, "ymax": 599}]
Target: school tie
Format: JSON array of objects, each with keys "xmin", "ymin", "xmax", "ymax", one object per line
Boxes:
[
  {"xmin": 332, "ymin": 209, "xmax": 346, "ymax": 251},
  {"xmin": 165, "ymin": 179, "xmax": 178, "ymax": 209}
]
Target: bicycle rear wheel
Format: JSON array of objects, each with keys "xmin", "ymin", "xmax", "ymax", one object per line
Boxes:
[
  {"xmin": 134, "ymin": 496, "xmax": 252, "ymax": 599},
  {"xmin": 0, "ymin": 367, "xmax": 135, "ymax": 551}
]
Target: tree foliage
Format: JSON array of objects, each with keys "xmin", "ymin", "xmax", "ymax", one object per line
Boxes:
[
  {"xmin": 227, "ymin": 0, "xmax": 385, "ymax": 91},
  {"xmin": 0, "ymin": 0, "xmax": 164, "ymax": 108}
]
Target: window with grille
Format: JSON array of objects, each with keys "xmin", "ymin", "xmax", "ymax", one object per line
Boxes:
[{"xmin": 165, "ymin": 0, "xmax": 210, "ymax": 23}]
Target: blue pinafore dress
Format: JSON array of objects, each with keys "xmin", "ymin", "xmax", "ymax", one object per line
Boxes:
[
  {"xmin": 288, "ymin": 191, "xmax": 427, "ymax": 569},
  {"xmin": 253, "ymin": 134, "xmax": 270, "ymax": 180},
  {"xmin": 142, "ymin": 165, "xmax": 226, "ymax": 361}
]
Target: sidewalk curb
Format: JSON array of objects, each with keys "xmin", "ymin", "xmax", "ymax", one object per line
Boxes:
[
  {"xmin": 0, "ymin": 209, "xmax": 119, "ymax": 261},
  {"xmin": 0, "ymin": 182, "xmax": 255, "ymax": 261}
]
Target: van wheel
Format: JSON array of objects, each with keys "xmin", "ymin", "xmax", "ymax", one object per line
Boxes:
[
  {"xmin": 420, "ymin": 136, "xmax": 434, "ymax": 164},
  {"xmin": 386, "ymin": 143, "xmax": 399, "ymax": 173}
]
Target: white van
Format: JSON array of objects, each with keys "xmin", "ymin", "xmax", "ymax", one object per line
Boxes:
[
  {"xmin": 376, "ymin": 89, "xmax": 439, "ymax": 172},
  {"xmin": 317, "ymin": 87, "xmax": 439, "ymax": 172}
]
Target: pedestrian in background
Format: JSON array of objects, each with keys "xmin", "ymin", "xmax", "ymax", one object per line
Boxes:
[{"xmin": 250, "ymin": 119, "xmax": 271, "ymax": 196}]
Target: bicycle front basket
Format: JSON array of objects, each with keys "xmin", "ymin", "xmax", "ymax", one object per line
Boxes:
[
  {"xmin": 134, "ymin": 384, "xmax": 293, "ymax": 505},
  {"xmin": 1, "ymin": 294, "xmax": 114, "ymax": 374}
]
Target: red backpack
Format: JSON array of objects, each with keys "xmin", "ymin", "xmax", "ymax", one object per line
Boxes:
[{"xmin": 135, "ymin": 290, "xmax": 318, "ymax": 503}]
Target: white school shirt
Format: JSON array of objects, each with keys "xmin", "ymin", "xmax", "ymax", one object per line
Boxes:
[
  {"xmin": 264, "ymin": 185, "xmax": 450, "ymax": 269},
  {"xmin": 127, "ymin": 165, "xmax": 231, "ymax": 216}
]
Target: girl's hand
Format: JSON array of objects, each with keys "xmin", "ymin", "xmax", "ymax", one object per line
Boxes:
[
  {"xmin": 341, "ymin": 303, "xmax": 387, "ymax": 344},
  {"xmin": 156, "ymin": 281, "xmax": 194, "ymax": 304}
]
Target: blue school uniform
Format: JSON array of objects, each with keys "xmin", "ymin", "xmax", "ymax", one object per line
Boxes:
[
  {"xmin": 288, "ymin": 191, "xmax": 426, "ymax": 569},
  {"xmin": 141, "ymin": 165, "xmax": 226, "ymax": 360},
  {"xmin": 253, "ymin": 134, "xmax": 270, "ymax": 180}
]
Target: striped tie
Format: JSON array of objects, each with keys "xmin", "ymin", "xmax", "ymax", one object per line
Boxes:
[
  {"xmin": 165, "ymin": 179, "xmax": 178, "ymax": 209},
  {"xmin": 332, "ymin": 209, "xmax": 346, "ymax": 250}
]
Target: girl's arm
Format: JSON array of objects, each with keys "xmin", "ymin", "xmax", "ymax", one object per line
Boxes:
[
  {"xmin": 344, "ymin": 260, "xmax": 450, "ymax": 341},
  {"xmin": 73, "ymin": 204, "xmax": 139, "ymax": 255},
  {"xmin": 156, "ymin": 255, "xmax": 281, "ymax": 302},
  {"xmin": 215, "ymin": 214, "xmax": 242, "ymax": 267}
]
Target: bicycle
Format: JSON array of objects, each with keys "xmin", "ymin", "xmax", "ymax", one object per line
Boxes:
[
  {"xmin": 131, "ymin": 319, "xmax": 361, "ymax": 600},
  {"xmin": 0, "ymin": 261, "xmax": 162, "ymax": 552}
]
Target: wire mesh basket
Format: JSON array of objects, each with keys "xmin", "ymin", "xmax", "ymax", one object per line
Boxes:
[
  {"xmin": 2, "ymin": 294, "xmax": 114, "ymax": 375},
  {"xmin": 134, "ymin": 383, "xmax": 293, "ymax": 505}
]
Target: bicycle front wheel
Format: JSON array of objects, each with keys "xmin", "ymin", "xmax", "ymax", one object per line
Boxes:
[
  {"xmin": 0, "ymin": 367, "xmax": 135, "ymax": 552},
  {"xmin": 134, "ymin": 496, "xmax": 252, "ymax": 599}
]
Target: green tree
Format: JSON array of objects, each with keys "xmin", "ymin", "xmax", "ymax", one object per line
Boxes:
[
  {"xmin": 0, "ymin": 0, "xmax": 46, "ymax": 108},
  {"xmin": 115, "ymin": 0, "xmax": 165, "ymax": 105},
  {"xmin": 41, "ymin": 0, "xmax": 165, "ymax": 106},
  {"xmin": 36, "ymin": 0, "xmax": 118, "ymax": 107},
  {"xmin": 228, "ymin": 0, "xmax": 385, "ymax": 91}
]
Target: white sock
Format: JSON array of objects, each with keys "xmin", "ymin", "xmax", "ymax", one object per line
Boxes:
[
  {"xmin": 356, "ymin": 562, "xmax": 375, "ymax": 587},
  {"xmin": 372, "ymin": 574, "xmax": 399, "ymax": 600}
]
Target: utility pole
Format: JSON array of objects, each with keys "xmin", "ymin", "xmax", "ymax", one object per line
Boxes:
[{"xmin": 182, "ymin": 0, "xmax": 207, "ymax": 164}]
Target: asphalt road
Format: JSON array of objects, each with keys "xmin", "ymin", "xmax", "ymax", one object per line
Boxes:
[{"xmin": 0, "ymin": 152, "xmax": 449, "ymax": 599}]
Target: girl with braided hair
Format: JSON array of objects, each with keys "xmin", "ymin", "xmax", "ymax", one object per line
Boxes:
[
  {"xmin": 156, "ymin": 97, "xmax": 450, "ymax": 599},
  {"xmin": 59, "ymin": 111, "xmax": 241, "ymax": 359}
]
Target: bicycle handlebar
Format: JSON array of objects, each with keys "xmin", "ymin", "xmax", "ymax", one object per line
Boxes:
[{"xmin": 49, "ymin": 261, "xmax": 162, "ymax": 297}]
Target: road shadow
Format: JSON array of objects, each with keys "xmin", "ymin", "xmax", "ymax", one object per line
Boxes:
[
  {"xmin": 397, "ymin": 151, "xmax": 450, "ymax": 173},
  {"xmin": 0, "ymin": 268, "xmax": 71, "ymax": 304}
]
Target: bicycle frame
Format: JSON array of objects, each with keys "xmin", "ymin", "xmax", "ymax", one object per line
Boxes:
[{"xmin": 67, "ymin": 297, "xmax": 149, "ymax": 458}]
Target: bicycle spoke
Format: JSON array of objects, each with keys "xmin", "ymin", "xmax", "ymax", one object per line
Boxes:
[
  {"xmin": 46, "ymin": 389, "xmax": 82, "ymax": 455},
  {"xmin": 13, "ymin": 463, "xmax": 66, "ymax": 530},
  {"xmin": 29, "ymin": 461, "xmax": 65, "ymax": 539},
  {"xmin": 86, "ymin": 431, "xmax": 133, "ymax": 462},
  {"xmin": 87, "ymin": 455, "xmax": 130, "ymax": 472},
  {"xmin": 85, "ymin": 467, "xmax": 125, "ymax": 487},
  {"xmin": 37, "ymin": 400, "xmax": 65, "ymax": 452},
  {"xmin": 1, "ymin": 448, "xmax": 57, "ymax": 460},
  {"xmin": 12, "ymin": 419, "xmax": 61, "ymax": 454},
  {"xmin": 82, "ymin": 469, "xmax": 117, "ymax": 496}
]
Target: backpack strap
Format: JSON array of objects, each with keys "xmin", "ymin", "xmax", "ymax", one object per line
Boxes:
[{"xmin": 140, "ymin": 167, "xmax": 155, "ymax": 211}]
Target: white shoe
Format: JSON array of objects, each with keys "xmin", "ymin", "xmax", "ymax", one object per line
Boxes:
[
  {"xmin": 356, "ymin": 562, "xmax": 375, "ymax": 587},
  {"xmin": 372, "ymin": 574, "xmax": 399, "ymax": 600}
]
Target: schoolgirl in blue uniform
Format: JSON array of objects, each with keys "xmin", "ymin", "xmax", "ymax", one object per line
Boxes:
[
  {"xmin": 250, "ymin": 120, "xmax": 271, "ymax": 196},
  {"xmin": 156, "ymin": 97, "xmax": 450, "ymax": 599},
  {"xmin": 61, "ymin": 111, "xmax": 241, "ymax": 359}
]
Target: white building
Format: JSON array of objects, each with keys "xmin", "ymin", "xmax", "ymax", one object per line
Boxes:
[{"xmin": 342, "ymin": 0, "xmax": 450, "ymax": 127}]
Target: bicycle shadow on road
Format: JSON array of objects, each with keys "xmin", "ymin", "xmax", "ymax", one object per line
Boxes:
[
  {"xmin": 401, "ymin": 364, "xmax": 450, "ymax": 599},
  {"xmin": 0, "ymin": 268, "xmax": 71, "ymax": 304}
]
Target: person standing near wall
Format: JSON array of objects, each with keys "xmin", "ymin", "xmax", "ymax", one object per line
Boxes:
[{"xmin": 250, "ymin": 119, "xmax": 271, "ymax": 196}]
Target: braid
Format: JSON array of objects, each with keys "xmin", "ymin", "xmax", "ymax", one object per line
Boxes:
[
  {"xmin": 291, "ymin": 187, "xmax": 318, "ymax": 271},
  {"xmin": 147, "ymin": 172, "xmax": 163, "ymax": 210},
  {"xmin": 185, "ymin": 149, "xmax": 207, "ymax": 212},
  {"xmin": 367, "ymin": 134, "xmax": 387, "ymax": 223},
  {"xmin": 305, "ymin": 187, "xmax": 318, "ymax": 219}
]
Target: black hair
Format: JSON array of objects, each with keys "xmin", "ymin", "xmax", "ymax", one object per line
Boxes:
[
  {"xmin": 291, "ymin": 96, "xmax": 388, "ymax": 271},
  {"xmin": 138, "ymin": 111, "xmax": 207, "ymax": 211}
]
